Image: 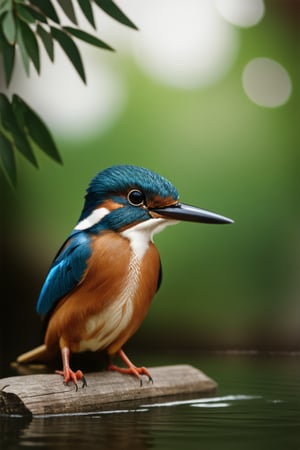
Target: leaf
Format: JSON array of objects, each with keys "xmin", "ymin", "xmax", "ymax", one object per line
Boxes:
[
  {"xmin": 2, "ymin": 10, "xmax": 16, "ymax": 44},
  {"xmin": 0, "ymin": 94, "xmax": 38, "ymax": 167},
  {"xmin": 50, "ymin": 26, "xmax": 86, "ymax": 83},
  {"xmin": 63, "ymin": 26, "xmax": 114, "ymax": 51},
  {"xmin": 15, "ymin": 4, "xmax": 35, "ymax": 24},
  {"xmin": 57, "ymin": 0, "xmax": 77, "ymax": 24},
  {"xmin": 29, "ymin": 0, "xmax": 60, "ymax": 24},
  {"xmin": 25, "ymin": 4, "xmax": 48, "ymax": 23},
  {"xmin": 0, "ymin": 28, "xmax": 15, "ymax": 86},
  {"xmin": 0, "ymin": 93, "xmax": 17, "ymax": 131},
  {"xmin": 13, "ymin": 95, "xmax": 62, "ymax": 164},
  {"xmin": 0, "ymin": 0, "xmax": 11, "ymax": 17},
  {"xmin": 94, "ymin": 0, "xmax": 138, "ymax": 30},
  {"xmin": 0, "ymin": 131, "xmax": 17, "ymax": 186},
  {"xmin": 16, "ymin": 22, "xmax": 30, "ymax": 75},
  {"xmin": 77, "ymin": 0, "xmax": 95, "ymax": 28},
  {"xmin": 18, "ymin": 19, "xmax": 40, "ymax": 73},
  {"xmin": 37, "ymin": 24, "xmax": 54, "ymax": 61}
]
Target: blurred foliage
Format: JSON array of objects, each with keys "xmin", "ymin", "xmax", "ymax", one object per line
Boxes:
[{"xmin": 0, "ymin": 0, "xmax": 136, "ymax": 185}]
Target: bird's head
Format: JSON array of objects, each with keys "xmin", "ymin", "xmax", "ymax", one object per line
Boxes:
[{"xmin": 75, "ymin": 165, "xmax": 233, "ymax": 237}]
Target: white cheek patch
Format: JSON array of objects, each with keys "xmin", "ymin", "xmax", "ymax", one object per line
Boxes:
[
  {"xmin": 75, "ymin": 207, "xmax": 109, "ymax": 230},
  {"xmin": 121, "ymin": 218, "xmax": 178, "ymax": 260}
]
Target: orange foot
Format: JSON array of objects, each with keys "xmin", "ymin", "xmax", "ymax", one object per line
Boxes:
[
  {"xmin": 108, "ymin": 349, "xmax": 153, "ymax": 386},
  {"xmin": 56, "ymin": 347, "xmax": 87, "ymax": 391},
  {"xmin": 55, "ymin": 367, "xmax": 87, "ymax": 391}
]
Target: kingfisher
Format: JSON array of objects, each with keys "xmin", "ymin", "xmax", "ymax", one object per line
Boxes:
[{"xmin": 17, "ymin": 165, "xmax": 233, "ymax": 389}]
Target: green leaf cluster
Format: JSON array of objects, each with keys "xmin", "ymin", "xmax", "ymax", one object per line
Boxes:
[
  {"xmin": 0, "ymin": 0, "xmax": 137, "ymax": 185},
  {"xmin": 0, "ymin": 93, "xmax": 62, "ymax": 186}
]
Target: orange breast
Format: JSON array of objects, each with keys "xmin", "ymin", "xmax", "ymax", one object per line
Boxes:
[{"xmin": 44, "ymin": 231, "xmax": 161, "ymax": 356}]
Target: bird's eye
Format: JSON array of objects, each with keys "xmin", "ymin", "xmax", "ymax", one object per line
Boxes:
[{"xmin": 128, "ymin": 189, "xmax": 145, "ymax": 206}]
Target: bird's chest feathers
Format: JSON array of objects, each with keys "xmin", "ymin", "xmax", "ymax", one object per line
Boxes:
[{"xmin": 78, "ymin": 225, "xmax": 160, "ymax": 352}]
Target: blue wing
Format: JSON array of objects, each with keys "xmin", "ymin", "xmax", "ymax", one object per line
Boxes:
[{"xmin": 36, "ymin": 231, "xmax": 92, "ymax": 315}]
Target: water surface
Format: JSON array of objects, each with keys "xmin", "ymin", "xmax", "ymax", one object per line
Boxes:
[{"xmin": 1, "ymin": 354, "xmax": 299, "ymax": 449}]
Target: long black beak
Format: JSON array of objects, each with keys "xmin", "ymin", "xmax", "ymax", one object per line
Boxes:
[{"xmin": 152, "ymin": 203, "xmax": 233, "ymax": 224}]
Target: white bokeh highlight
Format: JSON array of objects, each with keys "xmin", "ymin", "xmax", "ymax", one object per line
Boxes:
[
  {"xmin": 129, "ymin": 0, "xmax": 239, "ymax": 89},
  {"xmin": 9, "ymin": 46, "xmax": 127, "ymax": 137},
  {"xmin": 215, "ymin": 0, "xmax": 265, "ymax": 28},
  {"xmin": 242, "ymin": 58, "xmax": 292, "ymax": 108}
]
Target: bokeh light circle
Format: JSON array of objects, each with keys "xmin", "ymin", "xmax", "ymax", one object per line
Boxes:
[
  {"xmin": 131, "ymin": 0, "xmax": 238, "ymax": 89},
  {"xmin": 242, "ymin": 58, "xmax": 292, "ymax": 107},
  {"xmin": 215, "ymin": 0, "xmax": 265, "ymax": 28},
  {"xmin": 9, "ymin": 48, "xmax": 127, "ymax": 137}
]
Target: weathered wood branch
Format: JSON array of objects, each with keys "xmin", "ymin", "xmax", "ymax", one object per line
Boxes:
[{"xmin": 0, "ymin": 365, "xmax": 217, "ymax": 417}]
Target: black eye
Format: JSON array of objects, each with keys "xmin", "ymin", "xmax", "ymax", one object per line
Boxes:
[{"xmin": 128, "ymin": 189, "xmax": 145, "ymax": 206}]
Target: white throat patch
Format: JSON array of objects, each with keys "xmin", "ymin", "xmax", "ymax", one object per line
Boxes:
[{"xmin": 121, "ymin": 218, "xmax": 178, "ymax": 260}]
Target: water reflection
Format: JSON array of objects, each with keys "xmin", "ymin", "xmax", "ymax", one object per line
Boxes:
[
  {"xmin": 21, "ymin": 411, "xmax": 156, "ymax": 449},
  {"xmin": 1, "ymin": 355, "xmax": 300, "ymax": 449}
]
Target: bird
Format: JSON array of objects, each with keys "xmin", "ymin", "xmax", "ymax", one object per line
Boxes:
[{"xmin": 17, "ymin": 165, "xmax": 233, "ymax": 389}]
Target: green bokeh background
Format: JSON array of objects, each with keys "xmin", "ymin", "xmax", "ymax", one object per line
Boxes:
[{"xmin": 1, "ymin": 2, "xmax": 299, "ymax": 370}]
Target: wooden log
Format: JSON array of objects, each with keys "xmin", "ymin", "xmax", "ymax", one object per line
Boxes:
[{"xmin": 0, "ymin": 365, "xmax": 217, "ymax": 417}]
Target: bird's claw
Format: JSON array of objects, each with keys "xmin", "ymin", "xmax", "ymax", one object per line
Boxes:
[
  {"xmin": 108, "ymin": 363, "xmax": 153, "ymax": 385},
  {"xmin": 55, "ymin": 368, "xmax": 87, "ymax": 391}
]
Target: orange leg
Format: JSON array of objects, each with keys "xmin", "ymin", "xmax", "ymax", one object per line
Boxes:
[
  {"xmin": 55, "ymin": 347, "xmax": 87, "ymax": 391},
  {"xmin": 107, "ymin": 349, "xmax": 153, "ymax": 385}
]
